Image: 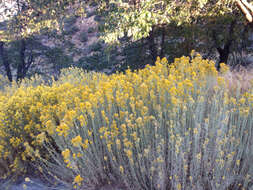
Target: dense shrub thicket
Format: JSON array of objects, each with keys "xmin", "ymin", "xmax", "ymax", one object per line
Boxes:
[{"xmin": 0, "ymin": 52, "xmax": 253, "ymax": 190}]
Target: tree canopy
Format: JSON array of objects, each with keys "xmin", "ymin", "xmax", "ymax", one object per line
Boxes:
[
  {"xmin": 98, "ymin": 0, "xmax": 238, "ymax": 44},
  {"xmin": 0, "ymin": 0, "xmax": 253, "ymax": 82},
  {"xmin": 0, "ymin": 0, "xmax": 86, "ymax": 41},
  {"xmin": 0, "ymin": 0, "xmax": 252, "ymax": 43}
]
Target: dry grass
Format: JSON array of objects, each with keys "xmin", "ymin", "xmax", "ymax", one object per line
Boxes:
[{"xmin": 224, "ymin": 66, "xmax": 253, "ymax": 94}]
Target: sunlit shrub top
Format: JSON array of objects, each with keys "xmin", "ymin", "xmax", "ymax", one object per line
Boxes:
[{"xmin": 0, "ymin": 52, "xmax": 252, "ymax": 183}]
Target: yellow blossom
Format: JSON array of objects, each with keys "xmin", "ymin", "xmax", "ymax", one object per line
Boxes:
[
  {"xmin": 73, "ymin": 175, "xmax": 83, "ymax": 186},
  {"xmin": 125, "ymin": 149, "xmax": 132, "ymax": 158},
  {"xmin": 56, "ymin": 123, "xmax": 70, "ymax": 137},
  {"xmin": 71, "ymin": 135, "xmax": 83, "ymax": 147},
  {"xmin": 119, "ymin": 165, "xmax": 124, "ymax": 173},
  {"xmin": 177, "ymin": 183, "xmax": 182, "ymax": 190},
  {"xmin": 82, "ymin": 139, "xmax": 89, "ymax": 149},
  {"xmin": 62, "ymin": 149, "xmax": 70, "ymax": 160},
  {"xmin": 25, "ymin": 177, "xmax": 31, "ymax": 182}
]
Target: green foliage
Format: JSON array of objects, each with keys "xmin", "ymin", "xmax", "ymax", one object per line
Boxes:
[
  {"xmin": 0, "ymin": 0, "xmax": 86, "ymax": 41},
  {"xmin": 120, "ymin": 40, "xmax": 149, "ymax": 71},
  {"xmin": 99, "ymin": 0, "xmax": 238, "ymax": 44},
  {"xmin": 82, "ymin": 0, "xmax": 253, "ymax": 73},
  {"xmin": 77, "ymin": 47, "xmax": 118, "ymax": 72},
  {"xmin": 2, "ymin": 36, "xmax": 50, "ymax": 81},
  {"xmin": 45, "ymin": 47, "xmax": 73, "ymax": 73},
  {"xmin": 1, "ymin": 0, "xmax": 252, "ymax": 84}
]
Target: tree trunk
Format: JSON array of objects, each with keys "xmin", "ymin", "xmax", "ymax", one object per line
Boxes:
[
  {"xmin": 159, "ymin": 27, "xmax": 166, "ymax": 58},
  {"xmin": 217, "ymin": 45, "xmax": 230, "ymax": 70},
  {"xmin": 0, "ymin": 41, "xmax": 12, "ymax": 82},
  {"xmin": 148, "ymin": 27, "xmax": 158, "ymax": 65},
  {"xmin": 212, "ymin": 20, "xmax": 236, "ymax": 71},
  {"xmin": 16, "ymin": 39, "xmax": 26, "ymax": 81}
]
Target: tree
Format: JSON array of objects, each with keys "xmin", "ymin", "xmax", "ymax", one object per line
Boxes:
[
  {"xmin": 98, "ymin": 0, "xmax": 252, "ymax": 70},
  {"xmin": 1, "ymin": 0, "xmax": 252, "ymax": 81},
  {"xmin": 0, "ymin": 41, "xmax": 12, "ymax": 81},
  {"xmin": 0, "ymin": 0, "xmax": 87, "ymax": 40},
  {"xmin": 0, "ymin": 0, "xmax": 86, "ymax": 82}
]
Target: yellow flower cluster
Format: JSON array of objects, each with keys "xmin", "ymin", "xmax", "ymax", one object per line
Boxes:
[
  {"xmin": 73, "ymin": 174, "xmax": 83, "ymax": 187},
  {"xmin": 71, "ymin": 135, "xmax": 82, "ymax": 147},
  {"xmin": 0, "ymin": 52, "xmax": 252, "ymax": 189}
]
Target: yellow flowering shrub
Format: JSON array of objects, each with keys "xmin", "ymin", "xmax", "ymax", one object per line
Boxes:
[{"xmin": 0, "ymin": 52, "xmax": 252, "ymax": 190}]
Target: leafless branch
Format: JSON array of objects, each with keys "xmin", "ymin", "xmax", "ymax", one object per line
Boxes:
[{"xmin": 236, "ymin": 0, "xmax": 253, "ymax": 22}]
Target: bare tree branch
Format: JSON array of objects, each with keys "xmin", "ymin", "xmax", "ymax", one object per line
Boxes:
[
  {"xmin": 236, "ymin": 0, "xmax": 253, "ymax": 22},
  {"xmin": 241, "ymin": 0, "xmax": 253, "ymax": 13}
]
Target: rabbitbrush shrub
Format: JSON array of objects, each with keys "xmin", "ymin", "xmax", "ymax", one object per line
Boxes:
[{"xmin": 0, "ymin": 52, "xmax": 253, "ymax": 190}]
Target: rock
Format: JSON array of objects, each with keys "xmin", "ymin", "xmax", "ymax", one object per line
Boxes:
[{"xmin": 0, "ymin": 177, "xmax": 67, "ymax": 190}]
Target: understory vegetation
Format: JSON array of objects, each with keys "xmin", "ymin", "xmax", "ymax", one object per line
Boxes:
[
  {"xmin": 0, "ymin": 52, "xmax": 253, "ymax": 190},
  {"xmin": 1, "ymin": 1, "xmax": 253, "ymax": 189}
]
